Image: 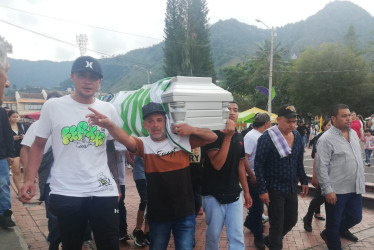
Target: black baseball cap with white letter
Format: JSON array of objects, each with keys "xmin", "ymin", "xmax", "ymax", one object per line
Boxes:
[{"xmin": 71, "ymin": 56, "xmax": 103, "ymax": 78}]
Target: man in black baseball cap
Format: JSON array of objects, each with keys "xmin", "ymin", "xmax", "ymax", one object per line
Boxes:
[
  {"xmin": 277, "ymin": 104, "xmax": 298, "ymax": 118},
  {"xmin": 255, "ymin": 104, "xmax": 308, "ymax": 249},
  {"xmin": 69, "ymin": 56, "xmax": 103, "ymax": 103},
  {"xmin": 71, "ymin": 55, "xmax": 103, "ymax": 79},
  {"xmin": 20, "ymin": 55, "xmax": 123, "ymax": 249}
]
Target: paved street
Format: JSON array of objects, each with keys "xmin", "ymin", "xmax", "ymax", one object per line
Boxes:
[{"xmin": 3, "ymin": 148, "xmax": 374, "ymax": 249}]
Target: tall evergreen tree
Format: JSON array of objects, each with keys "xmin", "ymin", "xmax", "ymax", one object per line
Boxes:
[
  {"xmin": 164, "ymin": 0, "xmax": 186, "ymax": 76},
  {"xmin": 163, "ymin": 0, "xmax": 215, "ymax": 78},
  {"xmin": 344, "ymin": 24, "xmax": 360, "ymax": 54}
]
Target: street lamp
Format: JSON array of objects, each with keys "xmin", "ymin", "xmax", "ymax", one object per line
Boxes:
[{"xmin": 256, "ymin": 19, "xmax": 275, "ymax": 113}]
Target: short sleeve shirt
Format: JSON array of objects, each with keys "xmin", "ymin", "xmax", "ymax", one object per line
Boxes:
[{"xmin": 36, "ymin": 95, "xmax": 121, "ymax": 197}]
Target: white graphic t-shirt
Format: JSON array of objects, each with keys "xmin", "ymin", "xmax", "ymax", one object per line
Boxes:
[{"xmin": 36, "ymin": 95, "xmax": 121, "ymax": 197}]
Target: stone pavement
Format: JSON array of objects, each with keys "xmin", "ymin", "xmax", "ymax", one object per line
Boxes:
[{"xmin": 4, "ymin": 154, "xmax": 374, "ymax": 250}]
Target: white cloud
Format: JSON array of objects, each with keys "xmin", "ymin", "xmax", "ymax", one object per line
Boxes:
[{"xmin": 0, "ymin": 0, "xmax": 373, "ymax": 61}]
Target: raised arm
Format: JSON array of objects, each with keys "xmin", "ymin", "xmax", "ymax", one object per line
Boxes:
[
  {"xmin": 205, "ymin": 120, "xmax": 235, "ymax": 171},
  {"xmin": 86, "ymin": 107, "xmax": 138, "ymax": 153},
  {"xmin": 171, "ymin": 123, "xmax": 217, "ymax": 149}
]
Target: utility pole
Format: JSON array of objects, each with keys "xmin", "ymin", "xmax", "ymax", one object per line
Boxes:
[
  {"xmin": 134, "ymin": 65, "xmax": 152, "ymax": 84},
  {"xmin": 256, "ymin": 19, "xmax": 275, "ymax": 113},
  {"xmin": 268, "ymin": 27, "xmax": 274, "ymax": 113}
]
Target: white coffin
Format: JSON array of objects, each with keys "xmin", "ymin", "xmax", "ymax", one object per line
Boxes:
[{"xmin": 161, "ymin": 76, "xmax": 233, "ymax": 130}]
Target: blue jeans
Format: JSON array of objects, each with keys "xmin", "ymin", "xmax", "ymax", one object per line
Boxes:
[
  {"xmin": 244, "ymin": 179, "xmax": 264, "ymax": 240},
  {"xmin": 148, "ymin": 215, "xmax": 195, "ymax": 250},
  {"xmin": 365, "ymin": 149, "xmax": 372, "ymax": 164},
  {"xmin": 202, "ymin": 195, "xmax": 244, "ymax": 250},
  {"xmin": 0, "ymin": 159, "xmax": 11, "ymax": 215},
  {"xmin": 323, "ymin": 193, "xmax": 362, "ymax": 250}
]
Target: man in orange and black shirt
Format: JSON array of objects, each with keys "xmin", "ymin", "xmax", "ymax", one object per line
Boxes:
[{"xmin": 86, "ymin": 102, "xmax": 217, "ymax": 249}]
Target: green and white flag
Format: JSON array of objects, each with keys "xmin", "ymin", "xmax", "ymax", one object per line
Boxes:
[
  {"xmin": 111, "ymin": 77, "xmax": 172, "ymax": 137},
  {"xmin": 111, "ymin": 77, "xmax": 191, "ymax": 153}
]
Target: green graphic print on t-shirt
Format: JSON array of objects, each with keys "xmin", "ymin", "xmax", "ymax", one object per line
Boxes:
[{"xmin": 61, "ymin": 121, "xmax": 106, "ymax": 147}]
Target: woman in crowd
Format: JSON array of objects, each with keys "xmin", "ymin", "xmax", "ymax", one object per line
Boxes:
[
  {"xmin": 8, "ymin": 110, "xmax": 25, "ymax": 192},
  {"xmin": 350, "ymin": 111, "xmax": 362, "ymax": 140}
]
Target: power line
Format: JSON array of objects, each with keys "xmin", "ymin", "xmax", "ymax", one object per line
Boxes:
[
  {"xmin": 0, "ymin": 19, "xmax": 154, "ymax": 68},
  {"xmin": 273, "ymin": 68, "xmax": 370, "ymax": 74},
  {"xmin": 0, "ymin": 4, "xmax": 213, "ymax": 49},
  {"xmin": 0, "ymin": 4, "xmax": 162, "ymax": 42}
]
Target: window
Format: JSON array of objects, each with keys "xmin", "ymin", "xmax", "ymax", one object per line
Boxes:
[{"xmin": 24, "ymin": 103, "xmax": 43, "ymax": 110}]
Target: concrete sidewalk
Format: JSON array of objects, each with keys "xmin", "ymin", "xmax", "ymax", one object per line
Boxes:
[{"xmin": 5, "ymin": 164, "xmax": 374, "ymax": 249}]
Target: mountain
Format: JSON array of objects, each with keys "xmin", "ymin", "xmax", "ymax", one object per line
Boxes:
[
  {"xmin": 277, "ymin": 1, "xmax": 374, "ymax": 56},
  {"xmin": 6, "ymin": 1, "xmax": 374, "ymax": 93}
]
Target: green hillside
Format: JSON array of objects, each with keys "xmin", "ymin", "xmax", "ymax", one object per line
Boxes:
[{"xmin": 6, "ymin": 1, "xmax": 374, "ymax": 93}]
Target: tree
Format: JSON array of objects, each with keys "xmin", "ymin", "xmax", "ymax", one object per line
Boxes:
[
  {"xmin": 289, "ymin": 43, "xmax": 371, "ymax": 116},
  {"xmin": 163, "ymin": 0, "xmax": 215, "ymax": 78},
  {"xmin": 163, "ymin": 0, "xmax": 186, "ymax": 76},
  {"xmin": 220, "ymin": 40, "xmax": 289, "ymax": 111},
  {"xmin": 344, "ymin": 24, "xmax": 360, "ymax": 54}
]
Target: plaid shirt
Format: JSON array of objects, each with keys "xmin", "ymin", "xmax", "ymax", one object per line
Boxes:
[{"xmin": 254, "ymin": 130, "xmax": 308, "ymax": 194}]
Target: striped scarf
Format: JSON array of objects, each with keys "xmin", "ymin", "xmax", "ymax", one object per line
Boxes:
[{"xmin": 268, "ymin": 125, "xmax": 292, "ymax": 158}]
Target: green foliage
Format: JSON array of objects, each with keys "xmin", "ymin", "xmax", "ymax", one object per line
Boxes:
[
  {"xmin": 6, "ymin": 0, "xmax": 374, "ymax": 103},
  {"xmin": 344, "ymin": 24, "xmax": 360, "ymax": 54},
  {"xmin": 163, "ymin": 0, "xmax": 186, "ymax": 76},
  {"xmin": 289, "ymin": 43, "xmax": 371, "ymax": 116},
  {"xmin": 220, "ymin": 40, "xmax": 289, "ymax": 111},
  {"xmin": 163, "ymin": 0, "xmax": 215, "ymax": 78}
]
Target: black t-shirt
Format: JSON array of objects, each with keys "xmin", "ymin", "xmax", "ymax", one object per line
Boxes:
[
  {"xmin": 0, "ymin": 108, "xmax": 15, "ymax": 159},
  {"xmin": 311, "ymin": 131, "xmax": 325, "ymax": 159},
  {"xmin": 305, "ymin": 126, "xmax": 311, "ymax": 136},
  {"xmin": 297, "ymin": 124, "xmax": 307, "ymax": 136},
  {"xmin": 201, "ymin": 130, "xmax": 244, "ymax": 197},
  {"xmin": 189, "ymin": 147, "xmax": 204, "ymax": 186}
]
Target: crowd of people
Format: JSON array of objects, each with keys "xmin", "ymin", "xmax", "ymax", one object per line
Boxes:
[{"xmin": 0, "ymin": 35, "xmax": 368, "ymax": 250}]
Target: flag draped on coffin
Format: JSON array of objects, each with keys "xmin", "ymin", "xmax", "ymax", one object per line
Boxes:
[{"xmin": 110, "ymin": 77, "xmax": 172, "ymax": 137}]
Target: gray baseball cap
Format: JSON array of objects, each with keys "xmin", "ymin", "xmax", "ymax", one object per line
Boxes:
[
  {"xmin": 253, "ymin": 113, "xmax": 270, "ymax": 123},
  {"xmin": 142, "ymin": 102, "xmax": 166, "ymax": 120}
]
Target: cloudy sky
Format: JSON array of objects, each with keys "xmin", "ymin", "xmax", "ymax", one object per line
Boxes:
[{"xmin": 0, "ymin": 0, "xmax": 373, "ymax": 62}]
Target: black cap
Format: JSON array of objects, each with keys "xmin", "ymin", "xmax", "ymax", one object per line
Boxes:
[
  {"xmin": 71, "ymin": 56, "xmax": 103, "ymax": 78},
  {"xmin": 253, "ymin": 113, "xmax": 270, "ymax": 123},
  {"xmin": 142, "ymin": 102, "xmax": 166, "ymax": 120},
  {"xmin": 278, "ymin": 104, "xmax": 298, "ymax": 118}
]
